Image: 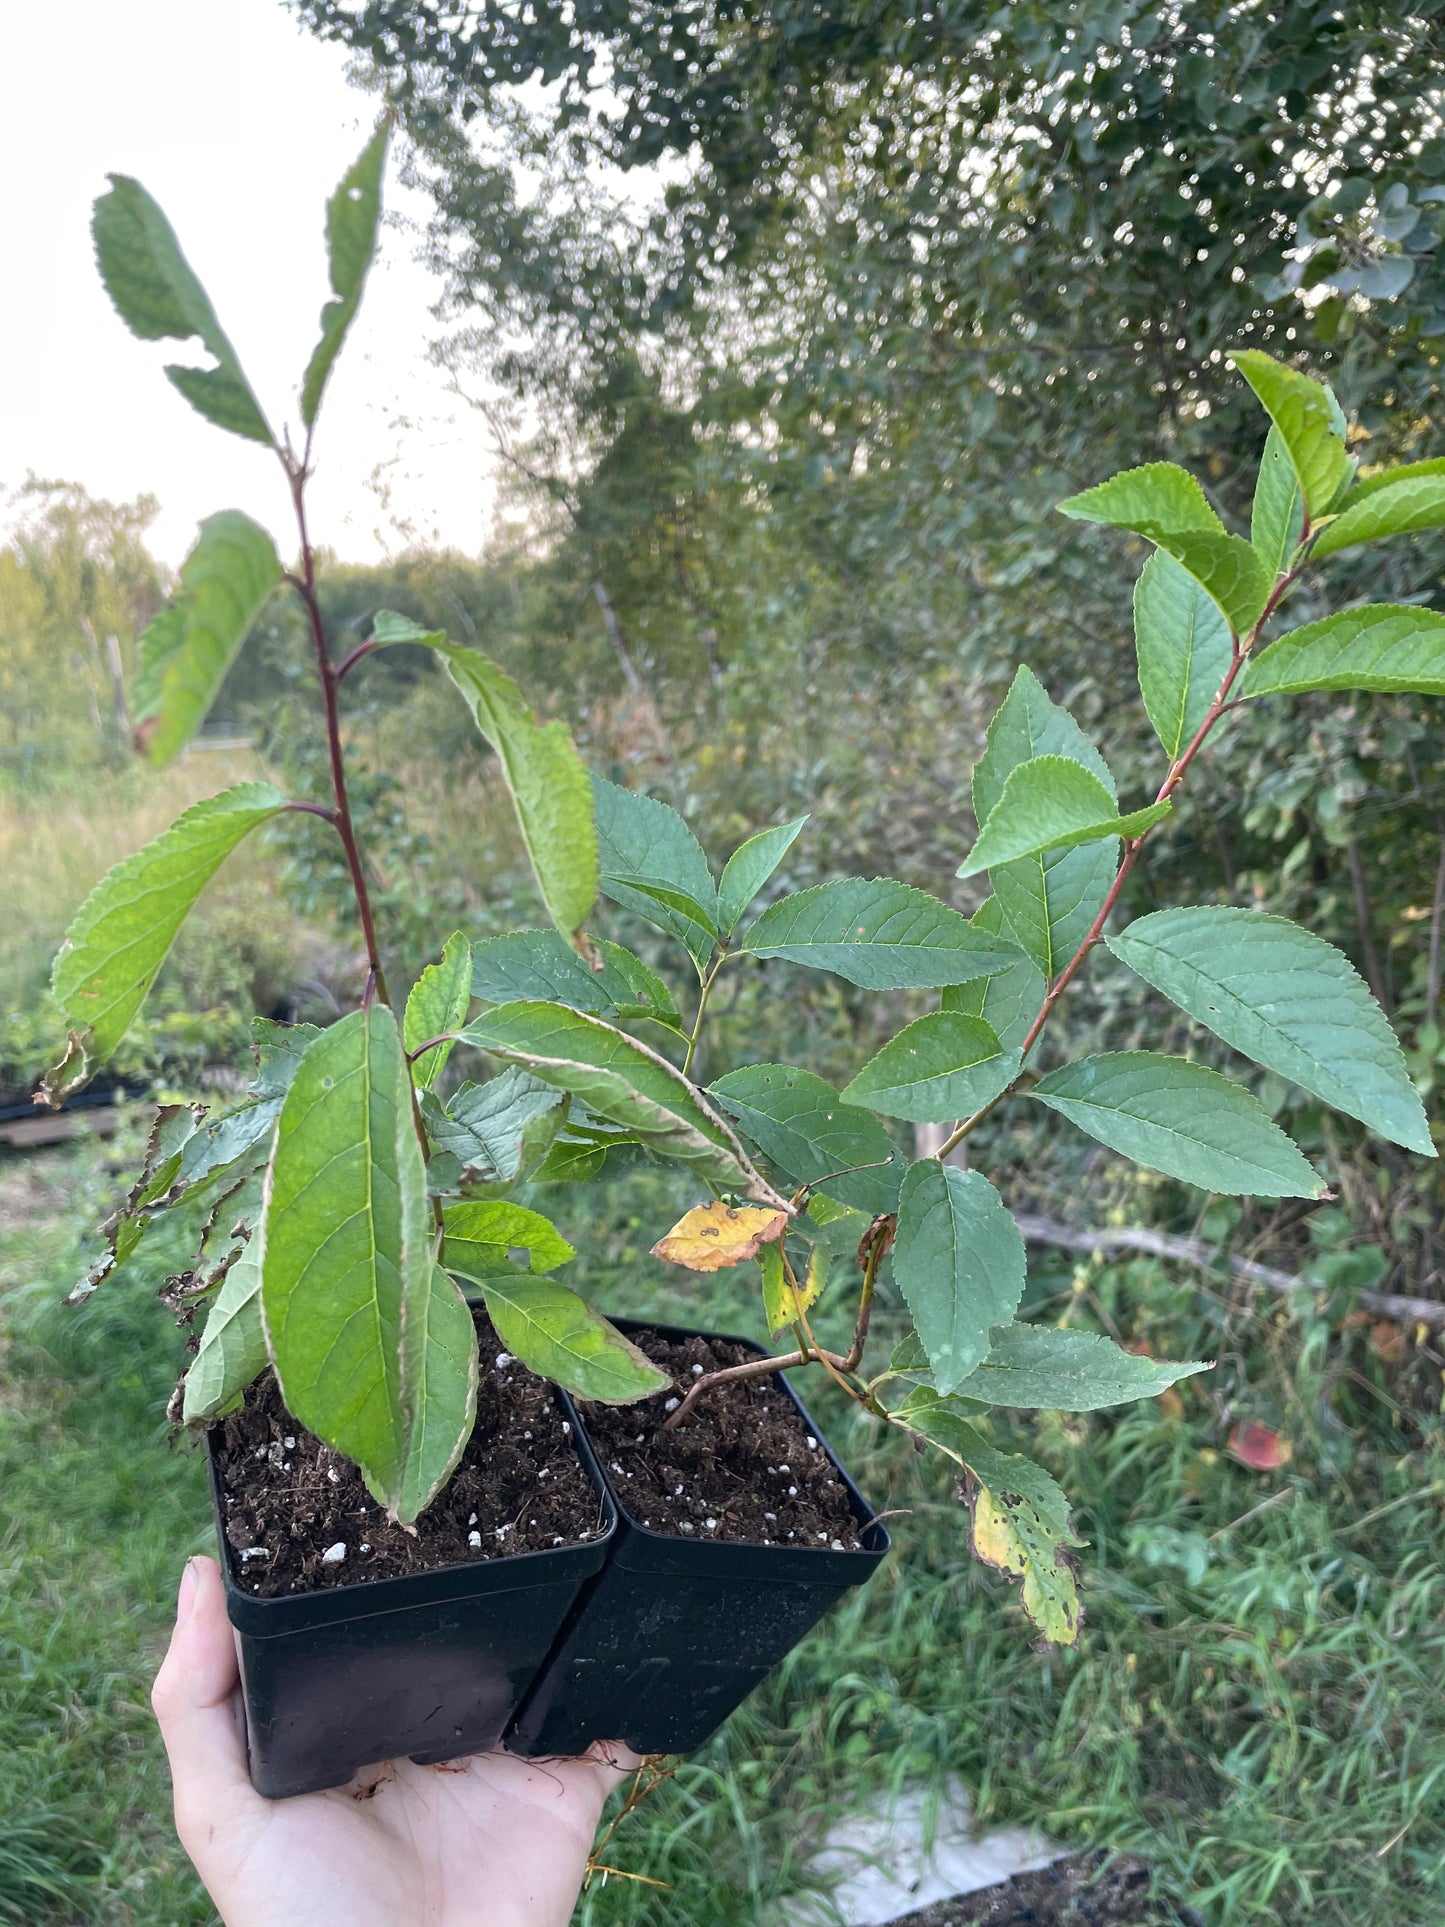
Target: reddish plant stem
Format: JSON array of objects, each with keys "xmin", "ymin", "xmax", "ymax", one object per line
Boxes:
[
  {"xmin": 335, "ymin": 636, "xmax": 381, "ymax": 681},
  {"xmin": 935, "ymin": 560, "xmax": 1303, "ymax": 1163},
  {"xmin": 285, "ymin": 460, "xmax": 392, "ymax": 1008}
]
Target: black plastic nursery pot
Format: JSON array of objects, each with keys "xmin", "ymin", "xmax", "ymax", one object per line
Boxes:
[
  {"xmin": 206, "ymin": 1428, "xmax": 617, "ymax": 1799},
  {"xmin": 507, "ymin": 1321, "xmax": 891, "ymax": 1760}
]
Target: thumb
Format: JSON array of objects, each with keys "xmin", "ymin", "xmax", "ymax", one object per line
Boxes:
[{"xmin": 152, "ymin": 1556, "xmax": 254, "ymax": 1831}]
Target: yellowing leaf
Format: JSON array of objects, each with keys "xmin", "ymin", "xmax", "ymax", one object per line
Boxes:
[
  {"xmin": 652, "ymin": 1201, "xmax": 789, "ymax": 1272},
  {"xmin": 967, "ymin": 1479, "xmax": 1082, "ymax": 1647},
  {"xmin": 759, "ymin": 1239, "xmax": 827, "ymax": 1334}
]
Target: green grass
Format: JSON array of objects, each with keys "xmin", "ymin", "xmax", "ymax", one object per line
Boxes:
[{"xmin": 2, "ymin": 1141, "xmax": 1443, "ymax": 1924}]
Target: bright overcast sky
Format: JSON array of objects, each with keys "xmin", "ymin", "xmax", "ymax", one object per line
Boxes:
[{"xmin": 4, "ymin": 0, "xmax": 495, "ymax": 567}]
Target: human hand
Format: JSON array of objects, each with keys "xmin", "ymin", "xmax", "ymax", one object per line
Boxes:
[{"xmin": 151, "ymin": 1556, "xmax": 637, "ymax": 1927}]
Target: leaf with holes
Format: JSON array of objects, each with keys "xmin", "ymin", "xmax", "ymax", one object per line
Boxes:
[{"xmin": 300, "ymin": 125, "xmax": 387, "ymax": 426}]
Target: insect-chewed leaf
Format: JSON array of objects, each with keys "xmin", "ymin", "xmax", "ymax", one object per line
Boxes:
[
  {"xmin": 300, "ymin": 125, "xmax": 387, "ymax": 426},
  {"xmin": 758, "ymin": 1238, "xmax": 826, "ymax": 1334},
  {"xmin": 420, "ymin": 1071, "xmax": 566, "ymax": 1189},
  {"xmin": 182, "ymin": 1237, "xmax": 268, "ymax": 1423},
  {"xmin": 45, "ymin": 783, "xmax": 287, "ymax": 1090},
  {"xmin": 91, "ymin": 175, "xmax": 272, "ymax": 444},
  {"xmin": 133, "ymin": 513, "xmax": 281, "ymax": 766},
  {"xmin": 652, "ymin": 1201, "xmax": 789, "ymax": 1273},
  {"xmin": 892, "ymin": 1387, "xmax": 1084, "ymax": 1645},
  {"xmin": 441, "ymin": 1199, "xmax": 576, "ymax": 1275}
]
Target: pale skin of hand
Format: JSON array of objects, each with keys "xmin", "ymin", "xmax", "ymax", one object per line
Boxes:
[{"xmin": 152, "ymin": 1556, "xmax": 639, "ymax": 1927}]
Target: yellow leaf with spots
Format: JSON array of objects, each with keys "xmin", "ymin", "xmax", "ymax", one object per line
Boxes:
[
  {"xmin": 759, "ymin": 1239, "xmax": 828, "ymax": 1334},
  {"xmin": 652, "ymin": 1201, "xmax": 789, "ymax": 1273}
]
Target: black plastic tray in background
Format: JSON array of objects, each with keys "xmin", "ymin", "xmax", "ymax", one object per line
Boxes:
[
  {"xmin": 208, "ymin": 1420, "xmax": 617, "ymax": 1799},
  {"xmin": 506, "ymin": 1321, "xmax": 891, "ymax": 1759}
]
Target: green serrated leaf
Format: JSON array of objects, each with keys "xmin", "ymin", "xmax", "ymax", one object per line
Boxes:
[
  {"xmin": 842, "ymin": 1013, "xmax": 1019, "ymax": 1123},
  {"xmin": 470, "ymin": 1267, "xmax": 669, "ymax": 1403},
  {"xmin": 1058, "ymin": 462, "xmax": 1270, "ymax": 632},
  {"xmin": 1133, "ymin": 551, "xmax": 1234, "ymax": 761},
  {"xmin": 709, "ymin": 1063, "xmax": 901, "ymax": 1214},
  {"xmin": 300, "ymin": 124, "xmax": 387, "ymax": 427},
  {"xmin": 182, "ymin": 1238, "xmax": 268, "ymax": 1423},
  {"xmin": 441, "ymin": 1199, "xmax": 576, "ymax": 1275},
  {"xmin": 893, "ymin": 1163, "xmax": 1026, "ymax": 1393},
  {"xmin": 1108, "ymin": 906, "xmax": 1433, "ymax": 1154},
  {"xmin": 958, "ymin": 755, "xmax": 1168, "ymax": 879},
  {"xmin": 1339, "ymin": 457, "xmax": 1445, "ymax": 506},
  {"xmin": 892, "ymin": 1388, "xmax": 1083, "ymax": 1645},
  {"xmin": 1032, "ymin": 1052, "xmax": 1325, "ymax": 1196},
  {"xmin": 950, "ymin": 1323, "xmax": 1209, "ymax": 1411},
  {"xmin": 1244, "ymin": 605, "xmax": 1445, "ymax": 699},
  {"xmin": 716, "ymin": 816, "xmax": 808, "ymax": 936},
  {"xmin": 461, "ymin": 1001, "xmax": 778, "ymax": 1197},
  {"xmin": 470, "ymin": 929, "xmax": 680, "ymax": 1030},
  {"xmin": 419, "ymin": 1072, "xmax": 566, "ymax": 1188},
  {"xmin": 1230, "ymin": 350, "xmax": 1349, "ymax": 516},
  {"xmin": 942, "ymin": 901, "xmax": 1046, "ymax": 1054},
  {"xmin": 49, "ymin": 783, "xmax": 286, "ymax": 1074},
  {"xmin": 971, "ymin": 667, "xmax": 1118, "ymax": 977},
  {"xmin": 91, "ymin": 175, "xmax": 272, "ymax": 444},
  {"xmin": 405, "ymin": 931, "xmax": 472, "ymax": 1089},
  {"xmin": 1250, "ymin": 426, "xmax": 1306, "ymax": 579},
  {"xmin": 132, "ymin": 512, "xmax": 281, "ymax": 766},
  {"xmin": 1312, "ymin": 473, "xmax": 1445, "ymax": 558},
  {"xmin": 737, "ymin": 878, "xmax": 1021, "ymax": 989},
  {"xmin": 260, "ymin": 1006, "xmax": 449, "ymax": 1521},
  {"xmin": 592, "ymin": 777, "xmax": 719, "ymax": 966}
]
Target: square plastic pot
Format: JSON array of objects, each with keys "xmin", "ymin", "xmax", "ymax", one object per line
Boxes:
[
  {"xmin": 506, "ymin": 1321, "xmax": 890, "ymax": 1759},
  {"xmin": 207, "ymin": 1425, "xmax": 617, "ymax": 1798}
]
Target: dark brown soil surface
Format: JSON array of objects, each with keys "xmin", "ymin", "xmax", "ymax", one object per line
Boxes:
[
  {"xmin": 211, "ymin": 1313, "xmax": 607, "ymax": 1595},
  {"xmin": 579, "ymin": 1330, "xmax": 864, "ymax": 1548},
  {"xmin": 884, "ymin": 1853, "xmax": 1202, "ymax": 1926}
]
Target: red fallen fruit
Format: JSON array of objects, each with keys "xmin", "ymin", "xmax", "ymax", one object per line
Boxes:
[{"xmin": 1227, "ymin": 1420, "xmax": 1292, "ymax": 1471}]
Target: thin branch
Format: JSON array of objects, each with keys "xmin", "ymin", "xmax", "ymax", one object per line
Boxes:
[{"xmin": 1012, "ymin": 1211, "xmax": 1445, "ymax": 1330}]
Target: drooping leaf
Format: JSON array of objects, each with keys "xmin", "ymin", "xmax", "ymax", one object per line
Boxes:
[
  {"xmin": 182, "ymin": 1237, "xmax": 268, "ymax": 1423},
  {"xmin": 1243, "ymin": 605, "xmax": 1445, "ymax": 699},
  {"xmin": 591, "ymin": 776, "xmax": 719, "ymax": 966},
  {"xmin": 47, "ymin": 783, "xmax": 286, "ymax": 1082},
  {"xmin": 1031, "ymin": 1052, "xmax": 1325, "ymax": 1196},
  {"xmin": 439, "ymin": 646, "xmax": 597, "ymax": 948},
  {"xmin": 708, "ymin": 1063, "xmax": 901, "ymax": 1213},
  {"xmin": 1133, "ymin": 550, "xmax": 1234, "ymax": 761},
  {"xmin": 716, "ymin": 816, "xmax": 808, "ymax": 936},
  {"xmin": 1250, "ymin": 426, "xmax": 1306, "ymax": 579},
  {"xmin": 405, "ymin": 931, "xmax": 472, "ymax": 1089},
  {"xmin": 1107, "ymin": 906, "xmax": 1433, "ymax": 1154},
  {"xmin": 758, "ymin": 1238, "xmax": 826, "ymax": 1335},
  {"xmin": 971, "ymin": 666, "xmax": 1119, "ymax": 977},
  {"xmin": 842, "ymin": 1013, "xmax": 1020, "ymax": 1123},
  {"xmin": 470, "ymin": 929, "xmax": 680, "ymax": 1030},
  {"xmin": 441, "ymin": 1199, "xmax": 577, "ymax": 1275},
  {"xmin": 958, "ymin": 755, "xmax": 1169, "ymax": 879},
  {"xmin": 1058, "ymin": 462, "xmax": 1270, "ymax": 633},
  {"xmin": 942, "ymin": 901, "xmax": 1046, "ymax": 1055},
  {"xmin": 892, "ymin": 1388, "xmax": 1083, "ymax": 1645},
  {"xmin": 132, "ymin": 513, "xmax": 281, "ymax": 765},
  {"xmin": 892, "ymin": 1163, "xmax": 1027, "ymax": 1393},
  {"xmin": 91, "ymin": 175, "xmax": 272, "ymax": 444},
  {"xmin": 300, "ymin": 124, "xmax": 387, "ymax": 427},
  {"xmin": 949, "ymin": 1323, "xmax": 1209, "ymax": 1411},
  {"xmin": 737, "ymin": 878, "xmax": 1022, "ymax": 989},
  {"xmin": 1230, "ymin": 350, "xmax": 1349, "ymax": 516},
  {"xmin": 652, "ymin": 1201, "xmax": 788, "ymax": 1272},
  {"xmin": 260, "ymin": 1007, "xmax": 446, "ymax": 1521},
  {"xmin": 470, "ymin": 1267, "xmax": 669, "ymax": 1403},
  {"xmin": 395, "ymin": 1262, "xmax": 480, "ymax": 1521},
  {"xmin": 1312, "ymin": 473, "xmax": 1445, "ymax": 558},
  {"xmin": 460, "ymin": 1002, "xmax": 778, "ymax": 1197},
  {"xmin": 419, "ymin": 1072, "xmax": 566, "ymax": 1188},
  {"xmin": 66, "ymin": 1102, "xmax": 202, "ymax": 1301}
]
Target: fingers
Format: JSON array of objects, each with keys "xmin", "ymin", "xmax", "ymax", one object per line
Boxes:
[{"xmin": 152, "ymin": 1556, "xmax": 253, "ymax": 1835}]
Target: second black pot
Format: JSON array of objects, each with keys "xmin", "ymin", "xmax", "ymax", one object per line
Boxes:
[{"xmin": 506, "ymin": 1321, "xmax": 890, "ymax": 1759}]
